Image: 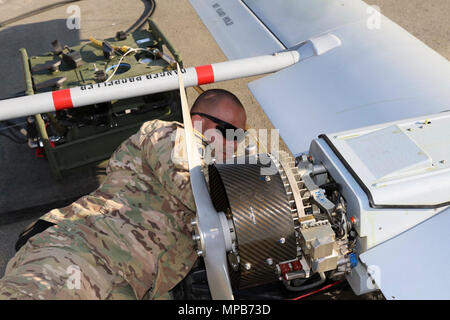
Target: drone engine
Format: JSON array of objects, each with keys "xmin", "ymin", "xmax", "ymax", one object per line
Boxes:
[{"xmin": 206, "ymin": 152, "xmax": 357, "ymax": 291}]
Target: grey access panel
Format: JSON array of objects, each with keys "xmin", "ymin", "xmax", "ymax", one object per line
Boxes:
[{"xmin": 324, "ymin": 113, "xmax": 450, "ymax": 207}]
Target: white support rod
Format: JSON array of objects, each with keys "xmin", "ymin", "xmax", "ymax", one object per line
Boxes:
[
  {"xmin": 176, "ymin": 62, "xmax": 234, "ymax": 300},
  {"xmin": 0, "ymin": 50, "xmax": 300, "ymax": 121}
]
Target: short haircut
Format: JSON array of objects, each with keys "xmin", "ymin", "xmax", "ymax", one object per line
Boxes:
[{"xmin": 191, "ymin": 89, "xmax": 244, "ymax": 113}]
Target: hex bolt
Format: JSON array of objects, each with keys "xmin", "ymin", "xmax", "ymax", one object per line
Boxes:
[
  {"xmin": 190, "ymin": 219, "xmax": 197, "ymax": 226},
  {"xmin": 192, "ymin": 234, "xmax": 201, "ymax": 241},
  {"xmin": 196, "ymin": 250, "xmax": 204, "ymax": 257},
  {"xmin": 279, "ymin": 237, "xmax": 286, "ymax": 244},
  {"xmin": 266, "ymin": 258, "xmax": 273, "ymax": 265},
  {"xmin": 265, "ymin": 176, "xmax": 271, "ymax": 182},
  {"xmin": 244, "ymin": 263, "xmax": 252, "ymax": 270}
]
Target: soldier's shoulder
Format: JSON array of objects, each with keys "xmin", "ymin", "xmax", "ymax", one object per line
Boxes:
[
  {"xmin": 137, "ymin": 119, "xmax": 183, "ymax": 144},
  {"xmin": 140, "ymin": 119, "xmax": 183, "ymax": 134}
]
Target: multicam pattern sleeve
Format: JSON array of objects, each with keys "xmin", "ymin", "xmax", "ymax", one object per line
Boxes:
[
  {"xmin": 141, "ymin": 120, "xmax": 197, "ymax": 213},
  {"xmin": 0, "ymin": 120, "xmax": 200, "ymax": 300}
]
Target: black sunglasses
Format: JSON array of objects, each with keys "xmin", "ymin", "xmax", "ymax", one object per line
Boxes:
[{"xmin": 190, "ymin": 112, "xmax": 246, "ymax": 142}]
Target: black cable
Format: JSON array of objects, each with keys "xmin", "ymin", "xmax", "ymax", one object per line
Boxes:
[
  {"xmin": 0, "ymin": 0, "xmax": 156, "ymax": 31},
  {"xmin": 125, "ymin": 0, "xmax": 157, "ymax": 33},
  {"xmin": 283, "ymin": 273, "xmax": 327, "ymax": 292}
]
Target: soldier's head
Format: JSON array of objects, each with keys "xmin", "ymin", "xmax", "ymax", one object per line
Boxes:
[{"xmin": 191, "ymin": 89, "xmax": 247, "ymax": 160}]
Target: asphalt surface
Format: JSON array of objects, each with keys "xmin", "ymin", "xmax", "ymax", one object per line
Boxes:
[{"xmin": 0, "ymin": 0, "xmax": 448, "ymax": 299}]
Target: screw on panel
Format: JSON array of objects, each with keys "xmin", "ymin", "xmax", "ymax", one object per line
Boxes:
[
  {"xmin": 279, "ymin": 238, "xmax": 286, "ymax": 244},
  {"xmin": 196, "ymin": 250, "xmax": 204, "ymax": 257},
  {"xmin": 266, "ymin": 258, "xmax": 273, "ymax": 265},
  {"xmin": 244, "ymin": 263, "xmax": 252, "ymax": 270}
]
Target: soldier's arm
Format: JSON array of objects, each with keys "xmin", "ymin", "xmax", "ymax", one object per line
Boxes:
[{"xmin": 141, "ymin": 120, "xmax": 196, "ymax": 212}]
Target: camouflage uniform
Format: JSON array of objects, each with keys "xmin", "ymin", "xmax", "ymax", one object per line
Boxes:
[{"xmin": 0, "ymin": 120, "xmax": 205, "ymax": 299}]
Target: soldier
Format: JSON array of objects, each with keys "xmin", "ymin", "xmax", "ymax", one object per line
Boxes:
[{"xmin": 0, "ymin": 88, "xmax": 247, "ymax": 299}]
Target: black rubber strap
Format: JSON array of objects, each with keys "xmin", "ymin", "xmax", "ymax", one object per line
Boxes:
[{"xmin": 15, "ymin": 219, "xmax": 56, "ymax": 252}]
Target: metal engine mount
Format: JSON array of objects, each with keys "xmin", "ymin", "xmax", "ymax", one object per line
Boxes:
[{"xmin": 206, "ymin": 151, "xmax": 356, "ymax": 291}]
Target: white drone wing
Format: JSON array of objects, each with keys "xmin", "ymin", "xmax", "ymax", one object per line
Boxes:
[
  {"xmin": 190, "ymin": 0, "xmax": 450, "ymax": 154},
  {"xmin": 189, "ymin": 0, "xmax": 285, "ymax": 59}
]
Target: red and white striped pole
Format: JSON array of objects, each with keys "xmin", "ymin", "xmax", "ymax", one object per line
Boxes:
[
  {"xmin": 0, "ymin": 50, "xmax": 299, "ymax": 121},
  {"xmin": 0, "ymin": 33, "xmax": 341, "ymax": 121}
]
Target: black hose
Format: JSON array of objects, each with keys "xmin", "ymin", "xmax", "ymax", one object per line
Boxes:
[
  {"xmin": 126, "ymin": 0, "xmax": 157, "ymax": 33},
  {"xmin": 0, "ymin": 0, "xmax": 156, "ymax": 31},
  {"xmin": 283, "ymin": 273, "xmax": 327, "ymax": 292}
]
